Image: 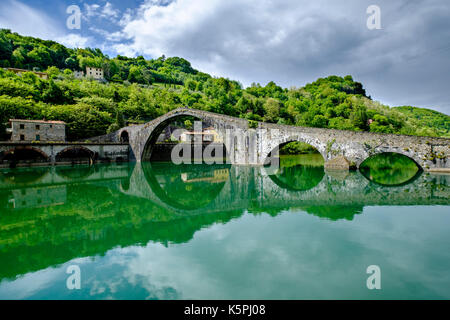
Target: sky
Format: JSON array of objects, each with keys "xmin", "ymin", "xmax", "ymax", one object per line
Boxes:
[{"xmin": 0, "ymin": 0, "xmax": 449, "ymax": 114}]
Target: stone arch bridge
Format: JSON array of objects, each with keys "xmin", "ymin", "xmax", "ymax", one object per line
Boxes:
[
  {"xmin": 106, "ymin": 108, "xmax": 449, "ymax": 171},
  {"xmin": 0, "ymin": 142, "xmax": 129, "ymax": 166}
]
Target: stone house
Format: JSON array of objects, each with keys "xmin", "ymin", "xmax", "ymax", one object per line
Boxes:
[
  {"xmin": 85, "ymin": 67, "xmax": 104, "ymax": 80},
  {"xmin": 74, "ymin": 70, "xmax": 84, "ymax": 78},
  {"xmin": 7, "ymin": 119, "xmax": 66, "ymax": 142}
]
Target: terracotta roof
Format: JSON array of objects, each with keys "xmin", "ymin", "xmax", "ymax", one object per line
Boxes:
[{"xmin": 9, "ymin": 119, "xmax": 66, "ymax": 124}]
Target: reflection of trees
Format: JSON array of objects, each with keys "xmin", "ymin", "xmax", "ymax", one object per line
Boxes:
[
  {"xmin": 0, "ymin": 190, "xmax": 13, "ymax": 210},
  {"xmin": 269, "ymin": 165, "xmax": 324, "ymax": 191},
  {"xmin": 301, "ymin": 205, "xmax": 364, "ymax": 221},
  {"xmin": 143, "ymin": 162, "xmax": 230, "ymax": 210},
  {"xmin": 0, "ymin": 162, "xmax": 447, "ymax": 283},
  {"xmin": 0, "ymin": 167, "xmax": 49, "ymax": 184},
  {"xmin": 0, "ymin": 181, "xmax": 243, "ymax": 281},
  {"xmin": 360, "ymin": 153, "xmax": 421, "ymax": 186},
  {"xmin": 55, "ymin": 165, "xmax": 94, "ymax": 179}
]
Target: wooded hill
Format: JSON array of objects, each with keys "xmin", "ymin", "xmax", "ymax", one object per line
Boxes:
[{"xmin": 0, "ymin": 29, "xmax": 448, "ymax": 141}]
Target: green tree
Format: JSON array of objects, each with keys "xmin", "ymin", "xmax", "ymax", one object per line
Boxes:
[
  {"xmin": 351, "ymin": 105, "xmax": 368, "ymax": 130},
  {"xmin": 42, "ymin": 80, "xmax": 64, "ymax": 103},
  {"xmin": 263, "ymin": 98, "xmax": 281, "ymax": 122},
  {"xmin": 0, "ymin": 32, "xmax": 12, "ymax": 61},
  {"xmin": 184, "ymin": 119, "xmax": 193, "ymax": 130},
  {"xmin": 311, "ymin": 115, "xmax": 328, "ymax": 128}
]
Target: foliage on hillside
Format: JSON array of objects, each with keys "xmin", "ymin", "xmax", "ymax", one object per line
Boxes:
[
  {"xmin": 0, "ymin": 29, "xmax": 448, "ymax": 140},
  {"xmin": 394, "ymin": 106, "xmax": 450, "ymax": 134},
  {"xmin": 0, "ymin": 29, "xmax": 208, "ymax": 86}
]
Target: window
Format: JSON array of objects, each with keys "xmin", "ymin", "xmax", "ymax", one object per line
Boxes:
[
  {"xmin": 20, "ymin": 134, "xmax": 25, "ymax": 141},
  {"xmin": 36, "ymin": 135, "xmax": 40, "ymax": 141},
  {"xmin": 20, "ymin": 124, "xmax": 24, "ymax": 129},
  {"xmin": 36, "ymin": 125, "xmax": 40, "ymax": 130}
]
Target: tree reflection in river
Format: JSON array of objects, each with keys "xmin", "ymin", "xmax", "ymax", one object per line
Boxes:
[
  {"xmin": 359, "ymin": 152, "xmax": 422, "ymax": 186},
  {"xmin": 0, "ymin": 162, "xmax": 449, "ymax": 297},
  {"xmin": 143, "ymin": 162, "xmax": 231, "ymax": 210}
]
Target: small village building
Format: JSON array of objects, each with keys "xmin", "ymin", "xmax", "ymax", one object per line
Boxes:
[
  {"xmin": 7, "ymin": 119, "xmax": 66, "ymax": 142},
  {"xmin": 85, "ymin": 67, "xmax": 104, "ymax": 80},
  {"xmin": 6, "ymin": 68, "xmax": 48, "ymax": 80},
  {"xmin": 74, "ymin": 70, "xmax": 85, "ymax": 78},
  {"xmin": 180, "ymin": 127, "xmax": 222, "ymax": 143}
]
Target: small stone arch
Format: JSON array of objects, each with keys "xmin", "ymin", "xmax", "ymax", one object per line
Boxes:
[
  {"xmin": 55, "ymin": 146, "xmax": 96, "ymax": 163},
  {"xmin": 360, "ymin": 149, "xmax": 424, "ymax": 171},
  {"xmin": 119, "ymin": 130, "xmax": 129, "ymax": 143},
  {"xmin": 0, "ymin": 146, "xmax": 50, "ymax": 162},
  {"xmin": 262, "ymin": 135, "xmax": 327, "ymax": 166}
]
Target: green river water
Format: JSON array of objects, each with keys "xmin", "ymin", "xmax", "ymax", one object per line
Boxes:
[{"xmin": 0, "ymin": 155, "xmax": 449, "ymax": 299}]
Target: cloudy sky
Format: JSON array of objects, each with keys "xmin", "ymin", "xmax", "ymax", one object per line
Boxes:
[{"xmin": 0, "ymin": 0, "xmax": 449, "ymax": 114}]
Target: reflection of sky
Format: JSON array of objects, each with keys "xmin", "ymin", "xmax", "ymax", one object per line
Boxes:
[{"xmin": 1, "ymin": 206, "xmax": 450, "ymax": 300}]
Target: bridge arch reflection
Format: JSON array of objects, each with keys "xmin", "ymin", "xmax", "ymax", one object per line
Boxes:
[
  {"xmin": 0, "ymin": 162, "xmax": 449, "ymax": 283},
  {"xmin": 141, "ymin": 162, "xmax": 231, "ymax": 211},
  {"xmin": 267, "ymin": 165, "xmax": 325, "ymax": 191},
  {"xmin": 55, "ymin": 165, "xmax": 95, "ymax": 180},
  {"xmin": 359, "ymin": 152, "xmax": 423, "ymax": 186}
]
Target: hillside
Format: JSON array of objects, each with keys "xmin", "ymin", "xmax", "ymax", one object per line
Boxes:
[
  {"xmin": 0, "ymin": 29, "xmax": 449, "ymax": 141},
  {"xmin": 394, "ymin": 106, "xmax": 450, "ymax": 134}
]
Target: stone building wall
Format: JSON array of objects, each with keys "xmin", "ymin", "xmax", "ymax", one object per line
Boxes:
[{"xmin": 9, "ymin": 120, "xmax": 66, "ymax": 142}]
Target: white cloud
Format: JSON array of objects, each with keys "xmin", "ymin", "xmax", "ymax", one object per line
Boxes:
[
  {"xmin": 89, "ymin": 27, "xmax": 127, "ymax": 42},
  {"xmin": 1, "ymin": 0, "xmax": 449, "ymax": 113},
  {"xmin": 0, "ymin": 0, "xmax": 60, "ymax": 40},
  {"xmin": 56, "ymin": 33, "xmax": 91, "ymax": 48},
  {"xmin": 83, "ymin": 2, "xmax": 120, "ymax": 22},
  {"xmin": 102, "ymin": 2, "xmax": 119, "ymax": 19},
  {"xmin": 84, "ymin": 3, "xmax": 101, "ymax": 19},
  {"xmin": 0, "ymin": 0, "xmax": 91, "ymax": 49},
  {"xmin": 114, "ymin": 0, "xmax": 450, "ymax": 113}
]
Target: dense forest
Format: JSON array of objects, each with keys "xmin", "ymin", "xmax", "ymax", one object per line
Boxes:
[{"xmin": 0, "ymin": 29, "xmax": 449, "ymax": 141}]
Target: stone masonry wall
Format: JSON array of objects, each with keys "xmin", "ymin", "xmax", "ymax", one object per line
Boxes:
[{"xmin": 113, "ymin": 108, "xmax": 450, "ymax": 171}]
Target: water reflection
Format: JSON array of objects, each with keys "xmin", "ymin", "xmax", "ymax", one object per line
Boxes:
[
  {"xmin": 359, "ymin": 152, "xmax": 422, "ymax": 186},
  {"xmin": 0, "ymin": 166, "xmax": 50, "ymax": 184},
  {"xmin": 142, "ymin": 162, "xmax": 230, "ymax": 210},
  {"xmin": 0, "ymin": 162, "xmax": 449, "ymax": 299},
  {"xmin": 55, "ymin": 165, "xmax": 95, "ymax": 179},
  {"xmin": 269, "ymin": 165, "xmax": 324, "ymax": 191}
]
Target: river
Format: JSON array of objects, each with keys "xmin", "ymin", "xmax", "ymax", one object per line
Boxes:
[{"xmin": 0, "ymin": 158, "xmax": 449, "ymax": 299}]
